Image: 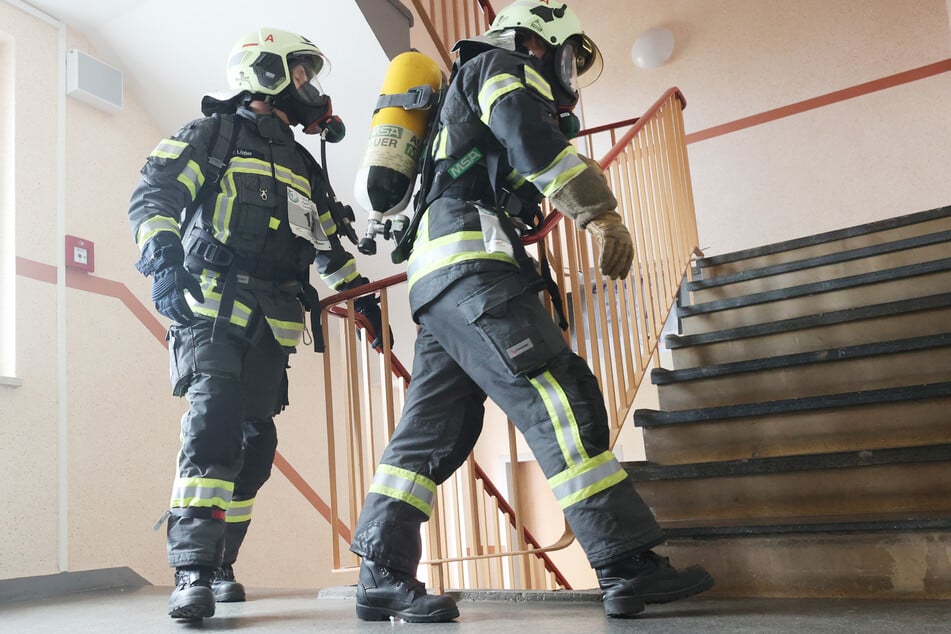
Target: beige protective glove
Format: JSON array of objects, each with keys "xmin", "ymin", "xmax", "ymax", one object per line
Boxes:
[{"xmin": 585, "ymin": 212, "xmax": 634, "ymax": 280}]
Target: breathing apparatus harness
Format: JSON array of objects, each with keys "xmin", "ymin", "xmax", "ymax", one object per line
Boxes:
[
  {"xmin": 389, "ymin": 50, "xmax": 568, "ymax": 330},
  {"xmin": 180, "ymin": 97, "xmax": 359, "ymax": 351}
]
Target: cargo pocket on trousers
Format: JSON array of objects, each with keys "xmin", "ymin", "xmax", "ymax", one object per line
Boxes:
[
  {"xmin": 168, "ymin": 325, "xmax": 197, "ymax": 397},
  {"xmin": 457, "ymin": 273, "xmax": 561, "ymax": 377}
]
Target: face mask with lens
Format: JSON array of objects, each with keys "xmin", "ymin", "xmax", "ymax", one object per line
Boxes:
[{"xmin": 272, "ymin": 57, "xmax": 344, "ymax": 138}]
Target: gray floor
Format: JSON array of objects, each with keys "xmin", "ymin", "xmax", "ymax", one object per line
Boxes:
[{"xmin": 2, "ymin": 584, "xmax": 950, "ymax": 633}]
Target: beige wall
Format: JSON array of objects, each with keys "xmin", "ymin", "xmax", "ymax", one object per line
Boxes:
[
  {"xmin": 3, "ymin": 0, "xmax": 951, "ymax": 594},
  {"xmin": 576, "ymin": 0, "xmax": 951, "ymax": 255}
]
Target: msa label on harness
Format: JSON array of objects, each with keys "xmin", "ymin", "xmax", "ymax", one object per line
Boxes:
[
  {"xmin": 448, "ymin": 147, "xmax": 484, "ymax": 179},
  {"xmin": 287, "ymin": 189, "xmax": 331, "ymax": 251}
]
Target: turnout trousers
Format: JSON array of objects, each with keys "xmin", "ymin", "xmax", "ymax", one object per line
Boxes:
[
  {"xmin": 350, "ymin": 271, "xmax": 664, "ymax": 573},
  {"xmin": 166, "ymin": 314, "xmax": 290, "ymax": 569}
]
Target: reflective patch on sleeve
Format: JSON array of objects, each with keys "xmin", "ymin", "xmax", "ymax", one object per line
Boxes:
[
  {"xmin": 135, "ymin": 215, "xmax": 181, "ymax": 249},
  {"xmin": 527, "ymin": 146, "xmax": 586, "ymax": 197},
  {"xmin": 478, "ymin": 73, "xmax": 524, "ymax": 126},
  {"xmin": 176, "ymin": 159, "xmax": 206, "ymax": 201},
  {"xmin": 523, "ymin": 64, "xmax": 553, "ymax": 101},
  {"xmin": 150, "ymin": 138, "xmax": 188, "ymax": 160},
  {"xmin": 321, "ymin": 257, "xmax": 359, "ymax": 289}
]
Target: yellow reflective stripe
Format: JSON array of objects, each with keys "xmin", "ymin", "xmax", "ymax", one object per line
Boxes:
[
  {"xmin": 523, "ymin": 64, "xmax": 553, "ymax": 100},
  {"xmin": 226, "ymin": 498, "xmax": 254, "ymax": 523},
  {"xmin": 530, "ymin": 369, "xmax": 590, "ymax": 467},
  {"xmin": 322, "ymin": 257, "xmax": 359, "ymax": 289},
  {"xmin": 478, "ymin": 73, "xmax": 523, "ymax": 125},
  {"xmin": 136, "ymin": 216, "xmax": 181, "ymax": 249},
  {"xmin": 170, "ymin": 477, "xmax": 234, "ymax": 510},
  {"xmin": 176, "ymin": 158, "xmax": 205, "ymax": 201},
  {"xmin": 213, "ymin": 168, "xmax": 238, "ymax": 242},
  {"xmin": 150, "ymin": 138, "xmax": 187, "ymax": 159},
  {"xmin": 368, "ymin": 464, "xmax": 436, "ymax": 517},
  {"xmin": 227, "ymin": 156, "xmax": 274, "ymax": 178},
  {"xmin": 211, "ymin": 158, "xmax": 309, "ymax": 243},
  {"xmin": 227, "ymin": 157, "xmax": 309, "ymax": 195},
  {"xmin": 265, "ymin": 316, "xmax": 304, "ymax": 347},
  {"xmin": 506, "ymin": 168, "xmax": 526, "ymax": 189},
  {"xmin": 406, "ymin": 228, "xmax": 517, "ymax": 291},
  {"xmin": 548, "ymin": 451, "xmax": 628, "ymax": 509},
  {"xmin": 434, "ymin": 127, "xmax": 449, "ymax": 161},
  {"xmin": 269, "ymin": 217, "xmax": 281, "ymax": 230},
  {"xmin": 187, "ymin": 276, "xmax": 252, "ymax": 326},
  {"xmin": 274, "ymin": 164, "xmax": 311, "ymax": 196},
  {"xmin": 527, "ymin": 146, "xmax": 586, "ymax": 197},
  {"xmin": 318, "ymin": 210, "xmax": 338, "ymax": 236}
]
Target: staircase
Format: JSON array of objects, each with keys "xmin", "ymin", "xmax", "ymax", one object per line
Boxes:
[{"xmin": 627, "ymin": 205, "xmax": 951, "ymax": 599}]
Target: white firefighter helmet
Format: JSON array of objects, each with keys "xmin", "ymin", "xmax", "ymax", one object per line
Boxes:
[
  {"xmin": 486, "ymin": 1, "xmax": 603, "ymax": 88},
  {"xmin": 226, "ymin": 28, "xmax": 329, "ymax": 97}
]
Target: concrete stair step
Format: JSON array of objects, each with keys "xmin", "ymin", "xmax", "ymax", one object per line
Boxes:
[
  {"xmin": 654, "ymin": 333, "xmax": 951, "ymax": 410},
  {"xmin": 636, "ymin": 382, "xmax": 951, "ymax": 464},
  {"xmin": 661, "ymin": 529, "xmax": 951, "ymax": 599},
  {"xmin": 679, "ymin": 259, "xmax": 951, "ymax": 335},
  {"xmin": 624, "ymin": 444, "xmax": 951, "ymax": 523},
  {"xmin": 666, "ymin": 293, "xmax": 951, "ymax": 368},
  {"xmin": 689, "ymin": 230, "xmax": 951, "ymax": 303}
]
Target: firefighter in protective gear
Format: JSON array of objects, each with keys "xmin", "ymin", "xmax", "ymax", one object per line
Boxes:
[
  {"xmin": 128, "ymin": 28, "xmax": 388, "ymax": 621},
  {"xmin": 349, "ymin": 1, "xmax": 712, "ymax": 623}
]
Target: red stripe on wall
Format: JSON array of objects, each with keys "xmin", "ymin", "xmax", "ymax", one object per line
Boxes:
[
  {"xmin": 15, "ymin": 256, "xmax": 345, "ymax": 537},
  {"xmin": 686, "ymin": 58, "xmax": 951, "ymax": 144}
]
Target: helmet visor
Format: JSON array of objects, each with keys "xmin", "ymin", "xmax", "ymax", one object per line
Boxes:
[
  {"xmin": 575, "ymin": 35, "xmax": 603, "ymax": 88},
  {"xmin": 288, "ymin": 51, "xmax": 328, "ymax": 105},
  {"xmin": 555, "ymin": 42, "xmax": 579, "ymax": 96}
]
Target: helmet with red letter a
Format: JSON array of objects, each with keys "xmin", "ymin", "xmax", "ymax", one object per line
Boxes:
[{"xmin": 226, "ymin": 27, "xmax": 342, "ymax": 136}]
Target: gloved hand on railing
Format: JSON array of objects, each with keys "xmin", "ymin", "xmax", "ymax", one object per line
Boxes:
[
  {"xmin": 135, "ymin": 233, "xmax": 204, "ymax": 325},
  {"xmin": 585, "ymin": 212, "xmax": 634, "ymax": 280},
  {"xmin": 354, "ymin": 295, "xmax": 393, "ymax": 351}
]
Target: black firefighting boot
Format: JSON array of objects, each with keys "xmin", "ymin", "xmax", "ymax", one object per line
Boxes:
[
  {"xmin": 355, "ymin": 559, "xmax": 459, "ymax": 623},
  {"xmin": 211, "ymin": 564, "xmax": 246, "ymax": 602},
  {"xmin": 596, "ymin": 550, "xmax": 714, "ymax": 618},
  {"xmin": 168, "ymin": 567, "xmax": 216, "ymax": 620}
]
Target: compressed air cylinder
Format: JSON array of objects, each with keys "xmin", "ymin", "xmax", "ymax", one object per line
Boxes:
[{"xmin": 354, "ymin": 51, "xmax": 443, "ymax": 217}]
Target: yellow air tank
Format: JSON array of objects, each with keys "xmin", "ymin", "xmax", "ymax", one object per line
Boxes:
[{"xmin": 354, "ymin": 51, "xmax": 443, "ymax": 220}]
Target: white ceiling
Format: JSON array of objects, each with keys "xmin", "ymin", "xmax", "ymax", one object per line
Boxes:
[{"xmin": 27, "ymin": 0, "xmax": 403, "ymax": 279}]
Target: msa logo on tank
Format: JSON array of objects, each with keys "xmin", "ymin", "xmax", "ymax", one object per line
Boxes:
[
  {"xmin": 286, "ymin": 188, "xmax": 331, "ymax": 250},
  {"xmin": 367, "ymin": 125, "xmax": 423, "ymax": 176}
]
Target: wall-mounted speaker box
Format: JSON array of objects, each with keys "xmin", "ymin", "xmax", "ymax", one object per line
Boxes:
[{"xmin": 66, "ymin": 49, "xmax": 123, "ymax": 114}]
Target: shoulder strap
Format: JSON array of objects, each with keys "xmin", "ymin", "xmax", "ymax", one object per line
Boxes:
[
  {"xmin": 390, "ymin": 78, "xmax": 453, "ymax": 264},
  {"xmin": 181, "ymin": 113, "xmax": 241, "ymax": 230}
]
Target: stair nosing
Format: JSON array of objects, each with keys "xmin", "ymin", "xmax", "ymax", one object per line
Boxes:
[
  {"xmin": 652, "ymin": 332, "xmax": 951, "ymax": 385},
  {"xmin": 622, "ymin": 443, "xmax": 951, "ymax": 481},
  {"xmin": 634, "ymin": 381, "xmax": 951, "ymax": 427},
  {"xmin": 694, "ymin": 205, "xmax": 951, "ymax": 269},
  {"xmin": 689, "ymin": 229, "xmax": 951, "ymax": 291},
  {"xmin": 665, "ymin": 292, "xmax": 951, "ymax": 349},
  {"xmin": 661, "ymin": 517, "xmax": 951, "ymax": 539},
  {"xmin": 678, "ymin": 257, "xmax": 951, "ymax": 317}
]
